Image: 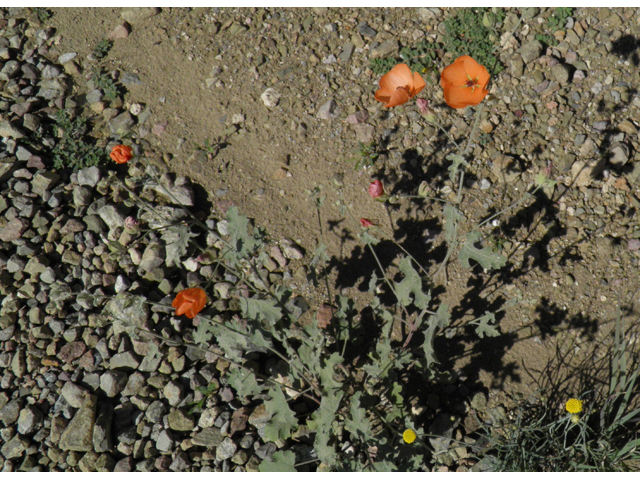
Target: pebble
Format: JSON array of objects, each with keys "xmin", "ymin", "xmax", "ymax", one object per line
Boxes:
[
  {"xmin": 61, "ymin": 382, "xmax": 88, "ymax": 408},
  {"xmin": 260, "ymin": 88, "xmax": 281, "ymax": 108},
  {"xmin": 216, "ymin": 437, "xmax": 238, "ymax": 462},
  {"xmin": 100, "ymin": 370, "xmax": 129, "ymax": 397},
  {"xmin": 167, "ymin": 410, "xmax": 195, "ymax": 431},
  {"xmin": 316, "ymin": 99, "xmax": 338, "ymax": 119}
]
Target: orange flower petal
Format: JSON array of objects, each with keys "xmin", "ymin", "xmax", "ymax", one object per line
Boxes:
[
  {"xmin": 385, "ymin": 87, "xmax": 411, "ymax": 108},
  {"xmin": 379, "ymin": 64, "xmax": 414, "ymax": 93},
  {"xmin": 441, "ymin": 60, "xmax": 469, "ymax": 89},
  {"xmin": 411, "ymin": 72, "xmax": 426, "ymax": 96},
  {"xmin": 459, "ymin": 56, "xmax": 490, "ymax": 87},
  {"xmin": 374, "ymin": 88, "xmax": 391, "ymax": 104}
]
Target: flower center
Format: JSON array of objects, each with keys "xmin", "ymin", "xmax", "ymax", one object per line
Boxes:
[{"xmin": 465, "ymin": 76, "xmax": 479, "ymax": 91}]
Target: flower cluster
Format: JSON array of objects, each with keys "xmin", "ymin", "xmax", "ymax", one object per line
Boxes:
[{"xmin": 374, "ymin": 55, "xmax": 490, "ymax": 110}]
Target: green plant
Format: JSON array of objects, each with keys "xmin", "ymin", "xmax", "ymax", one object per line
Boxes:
[
  {"xmin": 369, "ymin": 57, "xmax": 398, "ymax": 75},
  {"xmin": 369, "ymin": 41, "xmax": 442, "ymax": 81},
  {"xmin": 51, "ymin": 109, "xmax": 106, "ymax": 171},
  {"xmin": 32, "ymin": 7, "xmax": 52, "ymax": 23},
  {"xmin": 479, "ymin": 308, "xmax": 640, "ymax": 471},
  {"xmin": 348, "ymin": 141, "xmax": 380, "ymax": 170},
  {"xmin": 91, "ymin": 67, "xmax": 121, "ymax": 101},
  {"xmin": 93, "ymin": 38, "xmax": 113, "ymax": 60},
  {"xmin": 547, "ymin": 7, "xmax": 573, "ymax": 31},
  {"xmin": 535, "ymin": 7, "xmax": 574, "ymax": 47},
  {"xmin": 443, "ymin": 7, "xmax": 505, "ymax": 74},
  {"xmin": 400, "ymin": 40, "xmax": 441, "ymax": 77},
  {"xmin": 198, "ymin": 128, "xmax": 236, "ymax": 159}
]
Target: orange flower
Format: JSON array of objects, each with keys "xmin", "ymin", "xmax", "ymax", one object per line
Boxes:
[
  {"xmin": 375, "ymin": 64, "xmax": 426, "ymax": 108},
  {"xmin": 172, "ymin": 287, "xmax": 207, "ymax": 319},
  {"xmin": 440, "ymin": 56, "xmax": 490, "ymax": 109},
  {"xmin": 110, "ymin": 144, "xmax": 133, "ymax": 164}
]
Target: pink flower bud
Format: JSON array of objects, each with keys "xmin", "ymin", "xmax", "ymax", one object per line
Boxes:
[
  {"xmin": 124, "ymin": 216, "xmax": 139, "ymax": 230},
  {"xmin": 368, "ymin": 180, "xmax": 385, "ymax": 199},
  {"xmin": 416, "ymin": 98, "xmax": 429, "ymax": 115},
  {"xmin": 360, "ymin": 218, "xmax": 374, "ymax": 228}
]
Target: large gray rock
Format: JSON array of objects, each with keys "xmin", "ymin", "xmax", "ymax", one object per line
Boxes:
[{"xmin": 59, "ymin": 393, "xmax": 97, "ymax": 452}]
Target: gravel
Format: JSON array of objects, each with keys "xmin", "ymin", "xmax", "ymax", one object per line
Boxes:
[{"xmin": 2, "ymin": 5, "xmax": 640, "ymax": 473}]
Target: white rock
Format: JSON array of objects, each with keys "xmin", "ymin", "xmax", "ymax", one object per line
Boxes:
[{"xmin": 260, "ymin": 88, "xmax": 281, "ymax": 108}]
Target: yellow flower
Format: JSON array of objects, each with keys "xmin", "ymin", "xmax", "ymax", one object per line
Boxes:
[
  {"xmin": 402, "ymin": 429, "xmax": 417, "ymax": 444},
  {"xmin": 565, "ymin": 398, "xmax": 583, "ymax": 414},
  {"xmin": 570, "ymin": 414, "xmax": 581, "ymax": 424}
]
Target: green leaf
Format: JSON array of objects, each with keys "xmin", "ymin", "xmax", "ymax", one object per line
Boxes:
[
  {"xmin": 313, "ymin": 428, "xmax": 338, "ymax": 466},
  {"xmin": 446, "ymin": 153, "xmax": 468, "ymax": 184},
  {"xmin": 422, "ymin": 304, "xmax": 450, "ymax": 368},
  {"xmin": 344, "ymin": 392, "xmax": 374, "ymax": 442},
  {"xmin": 193, "ymin": 317, "xmax": 214, "ymax": 344},
  {"xmin": 162, "ymin": 224, "xmax": 197, "ymax": 267},
  {"xmin": 240, "ymin": 297, "xmax": 283, "ymax": 326},
  {"xmin": 264, "ymin": 386, "xmax": 298, "ymax": 442},
  {"xmin": 223, "ymin": 206, "xmax": 264, "ymax": 261},
  {"xmin": 359, "ymin": 230, "xmax": 380, "ymax": 245},
  {"xmin": 319, "ymin": 352, "xmax": 344, "ymax": 392},
  {"xmin": 372, "ymin": 461, "xmax": 397, "ymax": 472},
  {"xmin": 395, "ymin": 257, "xmax": 431, "ymax": 310},
  {"xmin": 459, "ymin": 231, "xmax": 507, "ymax": 270},
  {"xmin": 443, "ymin": 204, "xmax": 463, "ymax": 246},
  {"xmin": 471, "ymin": 312, "xmax": 500, "ymax": 338},
  {"xmin": 259, "ymin": 451, "xmax": 296, "ymax": 472},
  {"xmin": 227, "ymin": 366, "xmax": 265, "ymax": 397}
]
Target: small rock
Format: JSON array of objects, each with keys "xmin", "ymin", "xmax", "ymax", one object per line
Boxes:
[
  {"xmin": 59, "ymin": 341, "xmax": 87, "ymax": 363},
  {"xmin": 518, "ymin": 40, "xmax": 543, "ymax": 64},
  {"xmin": 192, "ymin": 427, "xmax": 225, "ymax": 447},
  {"xmin": 110, "ymin": 351, "xmax": 140, "ymax": 370},
  {"xmin": 77, "ymin": 167, "xmax": 101, "ymax": 187},
  {"xmin": 163, "ymin": 381, "xmax": 184, "ymax": 407},
  {"xmin": 169, "ymin": 451, "xmax": 191, "ymax": 472},
  {"xmin": 353, "ymin": 123, "xmax": 375, "ymax": 143},
  {"xmin": 156, "ymin": 430, "xmax": 174, "ymax": 451},
  {"xmin": 628, "ymin": 239, "xmax": 640, "ymax": 251},
  {"xmin": 0, "ymin": 434, "xmax": 30, "ymax": 460},
  {"xmin": 491, "ymin": 155, "xmax": 522, "ymax": 183},
  {"xmin": 120, "ymin": 7, "xmax": 159, "ymax": 24},
  {"xmin": 551, "ymin": 63, "xmax": 571, "ymax": 85},
  {"xmin": 145, "ymin": 400, "xmax": 165, "ymax": 423},
  {"xmin": 260, "ymin": 88, "xmax": 281, "ymax": 108},
  {"xmin": 569, "ymin": 159, "xmax": 604, "ymax": 187},
  {"xmin": 0, "ymin": 217, "xmax": 29, "ymax": 242},
  {"xmin": 93, "ymin": 405, "xmax": 114, "ymax": 453},
  {"xmin": 100, "ymin": 370, "xmax": 129, "ymax": 397},
  {"xmin": 358, "ymin": 22, "xmax": 377, "ymax": 37},
  {"xmin": 139, "ymin": 242, "xmax": 165, "ymax": 271},
  {"xmin": 167, "ymin": 410, "xmax": 195, "ymax": 431},
  {"xmin": 58, "ymin": 52, "xmax": 77, "ymax": 63},
  {"xmin": 608, "ymin": 142, "xmax": 630, "ymax": 167},
  {"xmin": 61, "ymin": 382, "xmax": 88, "ymax": 408},
  {"xmin": 216, "ymin": 437, "xmax": 238, "ymax": 462},
  {"xmin": 370, "ymin": 39, "xmax": 398, "ymax": 58},
  {"xmin": 108, "ymin": 22, "xmax": 131, "ymax": 40},
  {"xmin": 316, "ymin": 99, "xmax": 338, "ymax": 119}
]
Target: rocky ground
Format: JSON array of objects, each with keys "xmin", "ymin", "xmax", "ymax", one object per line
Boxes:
[{"xmin": 1, "ymin": 6, "xmax": 640, "ymax": 472}]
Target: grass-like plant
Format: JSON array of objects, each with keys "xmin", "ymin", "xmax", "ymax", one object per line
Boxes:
[{"xmin": 478, "ymin": 308, "xmax": 640, "ymax": 471}]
